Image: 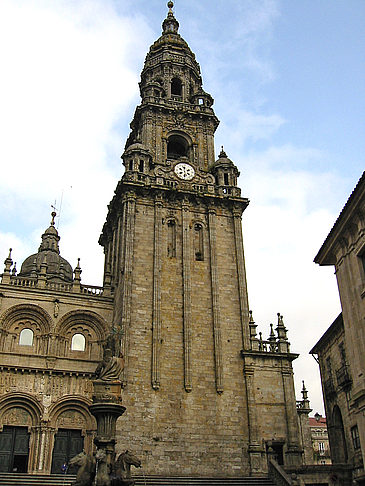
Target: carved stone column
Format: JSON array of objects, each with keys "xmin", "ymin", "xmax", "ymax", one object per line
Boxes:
[
  {"xmin": 208, "ymin": 208, "xmax": 223, "ymax": 394},
  {"xmin": 32, "ymin": 424, "xmax": 54, "ymax": 474}
]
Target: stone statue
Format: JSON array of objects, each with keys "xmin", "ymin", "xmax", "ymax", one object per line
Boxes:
[
  {"xmin": 95, "ymin": 347, "xmax": 124, "ymax": 382},
  {"xmin": 69, "ymin": 449, "xmax": 141, "ymax": 486},
  {"xmin": 69, "ymin": 451, "xmax": 96, "ymax": 486},
  {"xmin": 111, "ymin": 451, "xmax": 141, "ymax": 486}
]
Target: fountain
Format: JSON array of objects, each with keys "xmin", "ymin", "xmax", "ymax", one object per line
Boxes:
[{"xmin": 70, "ymin": 335, "xmax": 141, "ymax": 486}]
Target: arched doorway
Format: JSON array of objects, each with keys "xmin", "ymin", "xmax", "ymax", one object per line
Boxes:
[
  {"xmin": 331, "ymin": 405, "xmax": 348, "ymax": 463},
  {"xmin": 49, "ymin": 399, "xmax": 95, "ymax": 475},
  {"xmin": 0, "ymin": 393, "xmax": 42, "ymax": 474}
]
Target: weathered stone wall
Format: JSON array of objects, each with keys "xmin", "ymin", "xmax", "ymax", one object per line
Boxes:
[{"xmin": 115, "ymin": 195, "xmax": 251, "ymax": 476}]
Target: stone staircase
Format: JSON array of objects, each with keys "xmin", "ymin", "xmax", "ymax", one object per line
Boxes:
[{"xmin": 0, "ymin": 473, "xmax": 276, "ymax": 486}]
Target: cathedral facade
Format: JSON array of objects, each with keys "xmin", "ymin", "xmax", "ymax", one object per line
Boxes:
[{"xmin": 0, "ymin": 4, "xmax": 304, "ymax": 478}]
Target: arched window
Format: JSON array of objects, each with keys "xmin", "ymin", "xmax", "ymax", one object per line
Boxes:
[
  {"xmin": 19, "ymin": 328, "xmax": 34, "ymax": 346},
  {"xmin": 167, "ymin": 135, "xmax": 188, "ymax": 159},
  {"xmin": 171, "ymin": 78, "xmax": 182, "ymax": 96},
  {"xmin": 71, "ymin": 333, "xmax": 86, "ymax": 352}
]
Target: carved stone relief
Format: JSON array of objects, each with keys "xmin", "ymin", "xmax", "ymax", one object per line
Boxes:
[
  {"xmin": 57, "ymin": 410, "xmax": 85, "ymax": 429},
  {"xmin": 2, "ymin": 407, "xmax": 32, "ymax": 426}
]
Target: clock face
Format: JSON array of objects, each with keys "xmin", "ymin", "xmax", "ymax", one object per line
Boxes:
[{"xmin": 174, "ymin": 163, "xmax": 195, "ymax": 181}]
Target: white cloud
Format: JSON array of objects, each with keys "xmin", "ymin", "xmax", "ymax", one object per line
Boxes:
[
  {"xmin": 0, "ymin": 0, "xmax": 154, "ymax": 284},
  {"xmin": 239, "ymin": 157, "xmax": 342, "ymax": 414}
]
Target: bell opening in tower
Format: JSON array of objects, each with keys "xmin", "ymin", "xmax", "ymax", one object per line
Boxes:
[
  {"xmin": 167, "ymin": 135, "xmax": 188, "ymax": 160},
  {"xmin": 171, "ymin": 77, "xmax": 182, "ymax": 97}
]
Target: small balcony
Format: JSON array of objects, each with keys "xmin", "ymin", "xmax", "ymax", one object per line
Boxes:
[
  {"xmin": 336, "ymin": 364, "xmax": 352, "ymax": 389},
  {"xmin": 324, "ymin": 377, "xmax": 336, "ymax": 397}
]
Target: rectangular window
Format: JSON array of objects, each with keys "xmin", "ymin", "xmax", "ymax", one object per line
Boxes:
[
  {"xmin": 351, "ymin": 425, "xmax": 361, "ymax": 450},
  {"xmin": 318, "ymin": 442, "xmax": 325, "ymax": 454}
]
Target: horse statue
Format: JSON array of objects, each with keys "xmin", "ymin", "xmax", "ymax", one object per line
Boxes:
[
  {"xmin": 69, "ymin": 450, "xmax": 96, "ymax": 486},
  {"xmin": 111, "ymin": 450, "xmax": 141, "ymax": 486}
]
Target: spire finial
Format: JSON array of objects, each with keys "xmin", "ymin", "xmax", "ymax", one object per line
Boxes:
[
  {"xmin": 163, "ymin": 0, "xmax": 179, "ymax": 34},
  {"xmin": 51, "ymin": 211, "xmax": 56, "ymax": 226},
  {"xmin": 219, "ymin": 146, "xmax": 227, "ymax": 158}
]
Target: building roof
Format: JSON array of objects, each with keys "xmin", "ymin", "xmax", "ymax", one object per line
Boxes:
[
  {"xmin": 314, "ymin": 171, "xmax": 365, "ymax": 265},
  {"xmin": 309, "ymin": 416, "xmax": 327, "ymax": 427},
  {"xmin": 310, "ymin": 313, "xmax": 344, "ymax": 354}
]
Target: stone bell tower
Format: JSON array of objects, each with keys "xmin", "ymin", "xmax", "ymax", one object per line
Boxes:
[{"xmin": 99, "ymin": 2, "xmax": 302, "ymax": 477}]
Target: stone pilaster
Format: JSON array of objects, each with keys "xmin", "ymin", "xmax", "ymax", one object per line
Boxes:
[
  {"xmin": 182, "ymin": 198, "xmax": 192, "ymax": 392},
  {"xmin": 114, "ymin": 213, "xmax": 122, "ymax": 286},
  {"xmin": 119, "ymin": 192, "xmax": 136, "ymax": 388},
  {"xmin": 208, "ymin": 208, "xmax": 223, "ymax": 394},
  {"xmin": 233, "ymin": 206, "xmax": 250, "ymax": 349},
  {"xmin": 152, "ymin": 193, "xmax": 163, "ymax": 390},
  {"xmin": 282, "ymin": 368, "xmax": 303, "ymax": 466},
  {"xmin": 244, "ymin": 365, "xmax": 263, "ymax": 475}
]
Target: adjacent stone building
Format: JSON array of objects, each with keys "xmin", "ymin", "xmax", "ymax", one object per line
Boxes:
[
  {"xmin": 0, "ymin": 214, "xmax": 113, "ymax": 474},
  {"xmin": 311, "ymin": 171, "xmax": 365, "ymax": 485},
  {"xmin": 309, "ymin": 414, "xmax": 331, "ymax": 466},
  {"xmin": 0, "ymin": 4, "xmax": 307, "ymax": 478}
]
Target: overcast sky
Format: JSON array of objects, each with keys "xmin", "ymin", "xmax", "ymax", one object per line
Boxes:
[{"xmin": 1, "ymin": 0, "xmax": 364, "ymax": 415}]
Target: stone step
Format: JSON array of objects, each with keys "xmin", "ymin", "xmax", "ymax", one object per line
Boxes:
[
  {"xmin": 0, "ymin": 473, "xmax": 275, "ymax": 486},
  {"xmin": 0, "ymin": 474, "xmax": 75, "ymax": 485},
  {"xmin": 133, "ymin": 478, "xmax": 275, "ymax": 486}
]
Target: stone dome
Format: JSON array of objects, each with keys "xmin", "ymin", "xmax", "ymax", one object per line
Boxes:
[
  {"xmin": 210, "ymin": 148, "xmax": 235, "ymax": 170},
  {"xmin": 124, "ymin": 142, "xmax": 150, "ymax": 154},
  {"xmin": 18, "ymin": 212, "xmax": 73, "ymax": 282}
]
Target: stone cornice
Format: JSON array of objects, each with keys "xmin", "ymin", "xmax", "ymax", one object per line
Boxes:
[
  {"xmin": 100, "ymin": 179, "xmax": 249, "ymax": 241},
  {"xmin": 314, "ymin": 171, "xmax": 365, "ymax": 265}
]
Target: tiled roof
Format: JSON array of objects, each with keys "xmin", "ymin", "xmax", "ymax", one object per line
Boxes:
[{"xmin": 309, "ymin": 417, "xmax": 327, "ymax": 426}]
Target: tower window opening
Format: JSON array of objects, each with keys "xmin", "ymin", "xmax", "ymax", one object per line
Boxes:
[
  {"xmin": 167, "ymin": 220, "xmax": 176, "ymax": 258},
  {"xmin": 167, "ymin": 135, "xmax": 188, "ymax": 159},
  {"xmin": 139, "ymin": 160, "xmax": 144, "ymax": 172},
  {"xmin": 71, "ymin": 333, "xmax": 86, "ymax": 352},
  {"xmin": 198, "ymin": 98, "xmax": 204, "ymax": 105},
  {"xmin": 19, "ymin": 328, "xmax": 34, "ymax": 346},
  {"xmin": 129, "ymin": 160, "xmax": 133, "ymax": 171},
  {"xmin": 224, "ymin": 173, "xmax": 229, "ymax": 185},
  {"xmin": 171, "ymin": 78, "xmax": 182, "ymax": 96},
  {"xmin": 194, "ymin": 223, "xmax": 204, "ymax": 261}
]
